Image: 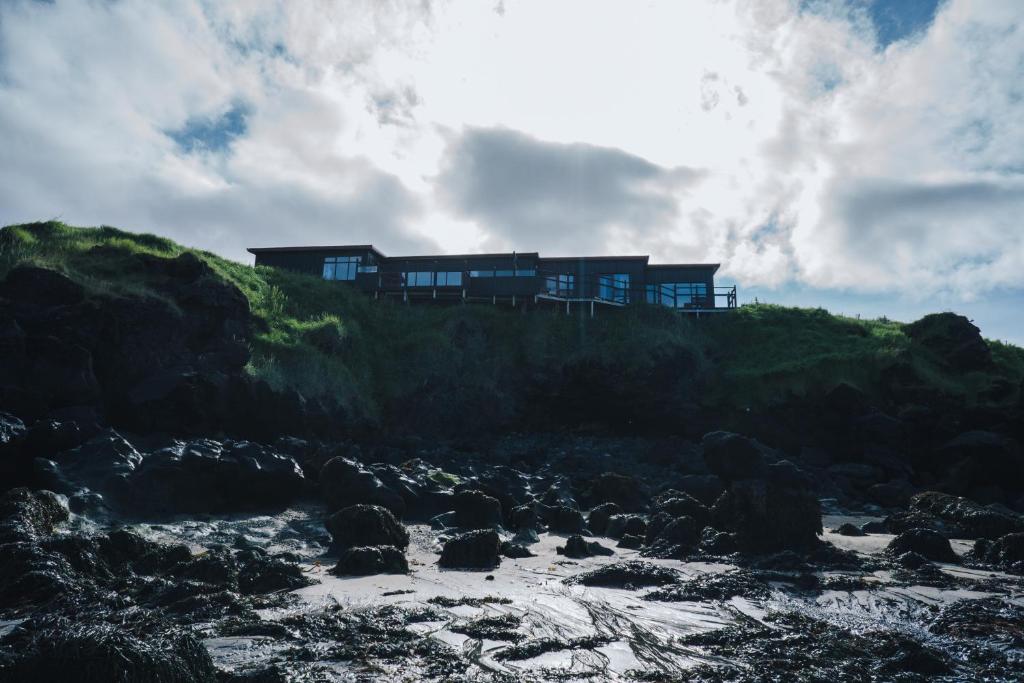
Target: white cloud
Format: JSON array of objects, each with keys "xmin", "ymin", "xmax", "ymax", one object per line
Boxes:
[{"xmin": 0, "ymin": 0, "xmax": 1021, "ymax": 301}]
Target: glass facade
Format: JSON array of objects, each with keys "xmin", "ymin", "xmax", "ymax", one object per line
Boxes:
[
  {"xmin": 403, "ymin": 271, "xmax": 434, "ymax": 287},
  {"xmin": 323, "ymin": 256, "xmax": 361, "ymax": 281},
  {"xmin": 646, "ymin": 282, "xmax": 708, "ymax": 308},
  {"xmin": 599, "ymin": 273, "xmax": 630, "ymax": 303},
  {"xmin": 545, "ymin": 273, "xmax": 575, "ymax": 296},
  {"xmin": 435, "ymin": 271, "xmax": 463, "ymax": 286}
]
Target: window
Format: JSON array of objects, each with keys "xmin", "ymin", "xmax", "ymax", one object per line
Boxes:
[
  {"xmin": 494, "ymin": 269, "xmax": 515, "ymax": 277},
  {"xmin": 435, "ymin": 271, "xmax": 463, "ymax": 286},
  {"xmin": 599, "ymin": 273, "xmax": 630, "ymax": 303},
  {"xmin": 323, "ymin": 256, "xmax": 361, "ymax": 281},
  {"xmin": 545, "ymin": 273, "xmax": 575, "ymax": 295},
  {"xmin": 646, "ymin": 282, "xmax": 708, "ymax": 308},
  {"xmin": 469, "ymin": 270, "xmax": 493, "ymax": 278},
  {"xmin": 515, "ymin": 268, "xmax": 536, "ymax": 277},
  {"xmin": 403, "ymin": 271, "xmax": 433, "ymax": 287},
  {"xmin": 358, "ymin": 265, "xmax": 378, "ymax": 273}
]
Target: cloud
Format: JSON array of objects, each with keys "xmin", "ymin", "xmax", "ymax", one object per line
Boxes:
[{"xmin": 436, "ymin": 128, "xmax": 705, "ymax": 253}]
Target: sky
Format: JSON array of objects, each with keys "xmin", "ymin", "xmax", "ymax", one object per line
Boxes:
[{"xmin": 1, "ymin": 0, "xmax": 1022, "ymax": 343}]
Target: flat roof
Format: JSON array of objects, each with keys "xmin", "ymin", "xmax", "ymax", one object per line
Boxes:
[{"xmin": 247, "ymin": 244, "xmax": 718, "ymax": 271}]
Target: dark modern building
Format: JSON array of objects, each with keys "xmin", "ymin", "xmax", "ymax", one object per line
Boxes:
[{"xmin": 247, "ymin": 244, "xmax": 736, "ymax": 314}]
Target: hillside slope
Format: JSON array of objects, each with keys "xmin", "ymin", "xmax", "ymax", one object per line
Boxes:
[{"xmin": 2, "ymin": 221, "xmax": 1022, "ymax": 438}]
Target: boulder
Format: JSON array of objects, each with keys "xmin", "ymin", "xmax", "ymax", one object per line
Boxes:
[
  {"xmin": 564, "ymin": 560, "xmax": 680, "ymax": 589},
  {"xmin": 652, "ymin": 493, "xmax": 709, "ymax": 526},
  {"xmin": 617, "ymin": 534, "xmax": 644, "ymax": 549},
  {"xmin": 885, "ymin": 528, "xmax": 958, "ymax": 564},
  {"xmin": 587, "ymin": 502, "xmax": 622, "ymax": 536},
  {"xmin": 333, "ymin": 546, "xmax": 408, "ymax": 576},
  {"xmin": 320, "ymin": 456, "xmax": 405, "ymax": 517},
  {"xmin": 702, "ymin": 432, "xmax": 768, "ymax": 481},
  {"xmin": 439, "ymin": 529, "xmax": 501, "ymax": 570},
  {"xmin": 833, "ymin": 523, "xmax": 865, "ymax": 537},
  {"xmin": 539, "ymin": 504, "xmax": 586, "ymax": 534},
  {"xmin": 675, "ymin": 474, "xmax": 726, "ymax": 505},
  {"xmin": 453, "ymin": 489, "xmax": 503, "ymax": 529},
  {"xmin": 126, "ymin": 439, "xmax": 305, "ymax": 515},
  {"xmin": 711, "ymin": 476, "xmax": 822, "ymax": 553},
  {"xmin": 0, "ymin": 487, "xmax": 69, "ymax": 544},
  {"xmin": 697, "ymin": 527, "xmax": 737, "ymax": 554},
  {"xmin": 511, "ymin": 504, "xmax": 539, "ymax": 533},
  {"xmin": 557, "ymin": 535, "xmax": 614, "ymax": 559},
  {"xmin": 500, "ymin": 541, "xmax": 534, "ymax": 559},
  {"xmin": 325, "ymin": 504, "xmax": 409, "ymax": 550},
  {"xmin": 973, "ymin": 532, "xmax": 1024, "ymax": 572},
  {"xmin": 909, "ymin": 491, "xmax": 1024, "ymax": 540}
]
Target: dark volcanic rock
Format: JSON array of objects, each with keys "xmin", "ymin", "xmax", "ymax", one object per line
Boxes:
[
  {"xmin": 539, "ymin": 503, "xmax": 586, "ymax": 534},
  {"xmin": 564, "ymin": 560, "xmax": 681, "ymax": 589},
  {"xmin": 500, "ymin": 541, "xmax": 534, "ymax": 559},
  {"xmin": 586, "ymin": 502, "xmax": 622, "ymax": 536},
  {"xmin": 325, "ymin": 504, "xmax": 409, "ymax": 550},
  {"xmin": 333, "ymin": 546, "xmax": 409, "ymax": 576},
  {"xmin": 702, "ymin": 431, "xmax": 768, "ymax": 481},
  {"xmin": 644, "ymin": 515, "xmax": 700, "ymax": 559},
  {"xmin": 0, "ymin": 487, "xmax": 68, "ymax": 544},
  {"xmin": 453, "ymin": 489, "xmax": 502, "ymax": 529},
  {"xmin": 126, "ymin": 439, "xmax": 305, "ymax": 515},
  {"xmin": 909, "ymin": 491, "xmax": 1024, "ymax": 540},
  {"xmin": 712, "ymin": 476, "xmax": 822, "ymax": 553},
  {"xmin": 320, "ymin": 456, "xmax": 405, "ymax": 517},
  {"xmin": 833, "ymin": 523, "xmax": 865, "ymax": 537},
  {"xmin": 885, "ymin": 528, "xmax": 958, "ymax": 563},
  {"xmin": 557, "ymin": 535, "xmax": 614, "ymax": 559},
  {"xmin": 972, "ymin": 532, "xmax": 1024, "ymax": 573},
  {"xmin": 439, "ymin": 529, "xmax": 501, "ymax": 570},
  {"xmin": 617, "ymin": 534, "xmax": 644, "ymax": 549}
]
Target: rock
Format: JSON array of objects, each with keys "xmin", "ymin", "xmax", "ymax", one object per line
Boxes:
[
  {"xmin": 936, "ymin": 432, "xmax": 1023, "ymax": 503},
  {"xmin": 510, "ymin": 504, "xmax": 539, "ymax": 532},
  {"xmin": 605, "ymin": 514, "xmax": 645, "ymax": 540},
  {"xmin": 896, "ymin": 551, "xmax": 931, "ymax": 570},
  {"xmin": 909, "ymin": 491, "xmax": 1024, "ymax": 540},
  {"xmin": 0, "ymin": 265, "xmax": 85, "ymax": 307},
  {"xmin": 833, "ymin": 523, "xmax": 865, "ymax": 537},
  {"xmin": 0, "ymin": 411, "xmax": 25, "ymax": 449},
  {"xmin": 500, "ymin": 541, "xmax": 534, "ymax": 559},
  {"xmin": 652, "ymin": 493, "xmax": 710, "ymax": 526},
  {"xmin": 320, "ymin": 456, "xmax": 405, "ymax": 517},
  {"xmin": 237, "ymin": 550, "xmax": 314, "ymax": 593},
  {"xmin": 587, "ymin": 502, "xmax": 622, "ymax": 536},
  {"xmin": 974, "ymin": 532, "xmax": 1024, "ymax": 572},
  {"xmin": 885, "ymin": 529, "xmax": 958, "ymax": 563},
  {"xmin": 643, "ymin": 570, "xmax": 769, "ymax": 602},
  {"xmin": 697, "ymin": 527, "xmax": 737, "ymax": 554},
  {"xmin": 325, "ymin": 504, "xmax": 409, "ymax": 550},
  {"xmin": 557, "ymin": 535, "xmax": 614, "ymax": 559},
  {"xmin": 711, "ymin": 477, "xmax": 822, "ymax": 553},
  {"xmin": 453, "ymin": 489, "xmax": 502, "ymax": 529},
  {"xmin": 0, "ymin": 616, "xmax": 216, "ymax": 683},
  {"xmin": 333, "ymin": 546, "xmax": 409, "ymax": 576},
  {"xmin": 126, "ymin": 439, "xmax": 305, "ymax": 515},
  {"xmin": 702, "ymin": 432, "xmax": 768, "ymax": 481},
  {"xmin": 581, "ymin": 472, "xmax": 648, "ymax": 512},
  {"xmin": 904, "ymin": 312, "xmax": 991, "ymax": 371},
  {"xmin": 539, "ymin": 504, "xmax": 586, "ymax": 534},
  {"xmin": 439, "ymin": 529, "xmax": 501, "ymax": 570},
  {"xmin": 867, "ymin": 481, "xmax": 914, "ymax": 508},
  {"xmin": 617, "ymin": 534, "xmax": 644, "ymax": 549},
  {"xmin": 647, "ymin": 515, "xmax": 700, "ymax": 553},
  {"xmin": 564, "ymin": 560, "xmax": 681, "ymax": 589},
  {"xmin": 0, "ymin": 487, "xmax": 68, "ymax": 544}
]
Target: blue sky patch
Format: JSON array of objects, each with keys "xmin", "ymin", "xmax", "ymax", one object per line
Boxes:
[
  {"xmin": 801, "ymin": 0, "xmax": 944, "ymax": 48},
  {"xmin": 167, "ymin": 103, "xmax": 249, "ymax": 154}
]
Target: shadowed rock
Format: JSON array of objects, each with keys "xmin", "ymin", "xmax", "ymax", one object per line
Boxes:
[
  {"xmin": 453, "ymin": 489, "xmax": 502, "ymax": 529},
  {"xmin": 439, "ymin": 529, "xmax": 501, "ymax": 570},
  {"xmin": 333, "ymin": 546, "xmax": 409, "ymax": 576},
  {"xmin": 885, "ymin": 528, "xmax": 958, "ymax": 564},
  {"xmin": 325, "ymin": 504, "xmax": 409, "ymax": 550}
]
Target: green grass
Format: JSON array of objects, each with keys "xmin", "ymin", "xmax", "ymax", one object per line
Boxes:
[{"xmin": 3, "ymin": 221, "xmax": 1022, "ymax": 425}]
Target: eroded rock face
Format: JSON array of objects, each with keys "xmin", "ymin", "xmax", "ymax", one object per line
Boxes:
[
  {"xmin": 439, "ymin": 529, "xmax": 501, "ymax": 570},
  {"xmin": 909, "ymin": 491, "xmax": 1024, "ymax": 540},
  {"xmin": 326, "ymin": 504, "xmax": 409, "ymax": 550}
]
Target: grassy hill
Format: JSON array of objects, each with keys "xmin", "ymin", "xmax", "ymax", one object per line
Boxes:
[{"xmin": 3, "ymin": 221, "xmax": 1022, "ymax": 431}]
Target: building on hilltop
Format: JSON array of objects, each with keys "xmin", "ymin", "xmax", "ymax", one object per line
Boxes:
[{"xmin": 247, "ymin": 244, "xmax": 736, "ymax": 315}]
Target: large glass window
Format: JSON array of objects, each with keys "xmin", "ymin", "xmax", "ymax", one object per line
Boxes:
[
  {"xmin": 545, "ymin": 273, "xmax": 575, "ymax": 296},
  {"xmin": 599, "ymin": 273, "xmax": 630, "ymax": 303},
  {"xmin": 494, "ymin": 269, "xmax": 515, "ymax": 277},
  {"xmin": 515, "ymin": 268, "xmax": 536, "ymax": 277},
  {"xmin": 469, "ymin": 270, "xmax": 493, "ymax": 278},
  {"xmin": 435, "ymin": 271, "xmax": 463, "ymax": 286},
  {"xmin": 323, "ymin": 256, "xmax": 361, "ymax": 281},
  {"xmin": 646, "ymin": 282, "xmax": 708, "ymax": 308},
  {"xmin": 403, "ymin": 271, "xmax": 434, "ymax": 287}
]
